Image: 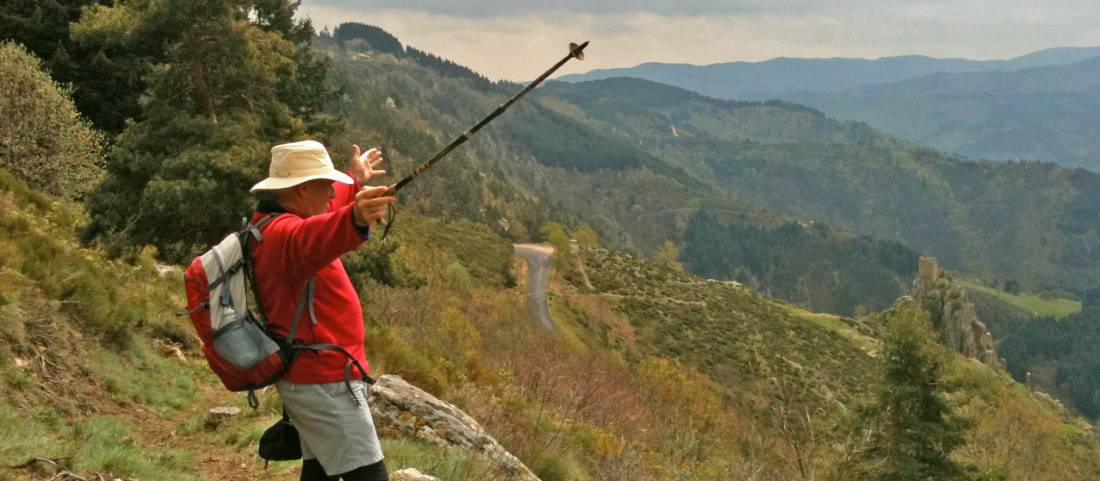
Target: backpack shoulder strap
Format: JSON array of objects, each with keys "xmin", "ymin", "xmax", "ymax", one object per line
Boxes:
[
  {"xmin": 242, "ymin": 213, "xmax": 281, "ymax": 324},
  {"xmin": 285, "ymin": 276, "xmax": 316, "ymax": 343},
  {"xmin": 244, "ymin": 213, "xmax": 280, "ymax": 242}
]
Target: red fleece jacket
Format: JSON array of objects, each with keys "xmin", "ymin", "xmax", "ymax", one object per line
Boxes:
[{"xmin": 250, "ymin": 177, "xmax": 370, "ymax": 384}]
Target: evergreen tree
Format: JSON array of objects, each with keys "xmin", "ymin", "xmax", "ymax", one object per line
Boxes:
[
  {"xmin": 871, "ymin": 300, "xmax": 972, "ymax": 481},
  {"xmin": 78, "ymin": 0, "xmax": 338, "ymax": 261},
  {"xmin": 1, "ymin": 0, "xmax": 147, "ymax": 133}
]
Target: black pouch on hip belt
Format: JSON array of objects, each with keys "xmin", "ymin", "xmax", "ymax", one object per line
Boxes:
[{"xmin": 259, "ymin": 409, "xmax": 301, "ymax": 467}]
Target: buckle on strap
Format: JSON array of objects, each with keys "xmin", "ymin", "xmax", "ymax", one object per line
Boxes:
[{"xmin": 288, "ymin": 343, "xmax": 370, "ymax": 406}]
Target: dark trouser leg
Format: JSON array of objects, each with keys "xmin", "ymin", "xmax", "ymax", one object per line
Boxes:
[
  {"xmin": 300, "ymin": 458, "xmax": 338, "ymax": 481},
  {"xmin": 338, "ymin": 460, "xmax": 389, "ymax": 481}
]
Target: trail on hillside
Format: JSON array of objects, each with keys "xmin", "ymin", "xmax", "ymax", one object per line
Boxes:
[{"xmin": 514, "ymin": 244, "xmax": 555, "ymax": 331}]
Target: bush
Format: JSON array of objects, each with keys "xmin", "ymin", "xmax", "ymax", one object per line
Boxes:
[{"xmin": 0, "ymin": 42, "xmax": 103, "ymax": 199}]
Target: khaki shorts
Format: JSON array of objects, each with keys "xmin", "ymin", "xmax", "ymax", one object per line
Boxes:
[{"xmin": 276, "ymin": 378, "xmax": 385, "ymax": 475}]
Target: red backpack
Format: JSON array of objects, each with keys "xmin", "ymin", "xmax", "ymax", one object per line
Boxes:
[
  {"xmin": 183, "ymin": 214, "xmax": 370, "ymax": 408},
  {"xmin": 183, "ymin": 215, "xmax": 288, "ymax": 406}
]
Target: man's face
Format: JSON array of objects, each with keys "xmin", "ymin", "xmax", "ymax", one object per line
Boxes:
[{"xmin": 294, "ymin": 179, "xmax": 335, "ymax": 216}]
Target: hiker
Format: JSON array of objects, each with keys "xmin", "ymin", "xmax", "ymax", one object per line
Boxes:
[{"xmin": 249, "ymin": 140, "xmax": 395, "ymax": 481}]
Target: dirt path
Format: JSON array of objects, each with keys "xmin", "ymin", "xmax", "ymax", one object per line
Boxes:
[
  {"xmin": 129, "ymin": 378, "xmax": 295, "ymax": 481},
  {"xmin": 514, "ymin": 244, "xmax": 555, "ymax": 331}
]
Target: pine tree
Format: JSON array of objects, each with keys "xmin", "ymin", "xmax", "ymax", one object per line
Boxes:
[
  {"xmin": 77, "ymin": 0, "xmax": 338, "ymax": 261},
  {"xmin": 872, "ymin": 300, "xmax": 972, "ymax": 481}
]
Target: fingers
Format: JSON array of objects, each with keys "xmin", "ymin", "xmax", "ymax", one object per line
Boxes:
[
  {"xmin": 359, "ymin": 147, "xmax": 381, "ymax": 163},
  {"xmin": 355, "ymin": 185, "xmax": 392, "ymax": 199},
  {"xmin": 350, "ymin": 144, "xmax": 386, "ymax": 185},
  {"xmin": 353, "ymin": 185, "xmax": 396, "ymax": 227}
]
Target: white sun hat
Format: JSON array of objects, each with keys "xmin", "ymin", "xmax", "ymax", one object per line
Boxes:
[{"xmin": 250, "ymin": 140, "xmax": 354, "ymax": 192}]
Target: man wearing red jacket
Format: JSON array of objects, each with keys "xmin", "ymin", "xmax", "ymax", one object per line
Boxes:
[{"xmin": 249, "ymin": 140, "xmax": 394, "ymax": 481}]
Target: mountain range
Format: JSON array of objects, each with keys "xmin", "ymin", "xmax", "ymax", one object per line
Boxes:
[{"xmin": 560, "ymin": 47, "xmax": 1100, "ymax": 169}]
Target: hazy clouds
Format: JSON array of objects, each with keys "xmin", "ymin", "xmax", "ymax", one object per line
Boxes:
[{"xmin": 298, "ymin": 1, "xmax": 1100, "ymax": 80}]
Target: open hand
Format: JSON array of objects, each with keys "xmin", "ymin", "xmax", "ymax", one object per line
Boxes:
[{"xmin": 351, "ymin": 144, "xmax": 386, "ymax": 185}]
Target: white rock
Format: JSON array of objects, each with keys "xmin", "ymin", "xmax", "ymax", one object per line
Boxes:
[{"xmin": 391, "ymin": 468, "xmax": 440, "ymax": 481}]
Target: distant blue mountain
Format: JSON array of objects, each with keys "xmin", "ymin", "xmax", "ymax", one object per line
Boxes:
[
  {"xmin": 789, "ymin": 56, "xmax": 1100, "ymax": 169},
  {"xmin": 560, "ymin": 47, "xmax": 1100, "ymax": 169},
  {"xmin": 557, "ymin": 47, "xmax": 1100, "ymax": 101}
]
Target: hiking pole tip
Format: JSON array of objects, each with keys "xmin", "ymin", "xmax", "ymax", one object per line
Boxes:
[{"xmin": 569, "ymin": 41, "xmax": 589, "ymax": 61}]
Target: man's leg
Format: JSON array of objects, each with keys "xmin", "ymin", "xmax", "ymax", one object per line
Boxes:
[
  {"xmin": 337, "ymin": 460, "xmax": 388, "ymax": 481},
  {"xmin": 301, "ymin": 458, "xmax": 337, "ymax": 481}
]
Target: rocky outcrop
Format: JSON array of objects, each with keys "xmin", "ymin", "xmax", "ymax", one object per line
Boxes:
[
  {"xmin": 391, "ymin": 468, "xmax": 441, "ymax": 481},
  {"xmin": 368, "ymin": 375, "xmax": 541, "ymax": 481},
  {"xmin": 911, "ymin": 257, "xmax": 999, "ymax": 368}
]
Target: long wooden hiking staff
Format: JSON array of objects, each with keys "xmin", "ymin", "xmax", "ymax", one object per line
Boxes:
[{"xmin": 389, "ymin": 41, "xmax": 589, "ymax": 194}]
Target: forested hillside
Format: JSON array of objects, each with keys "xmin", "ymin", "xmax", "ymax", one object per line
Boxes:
[
  {"xmin": 530, "ymin": 77, "xmax": 1100, "ymax": 297},
  {"xmin": 312, "ymin": 25, "xmax": 925, "ymax": 315}
]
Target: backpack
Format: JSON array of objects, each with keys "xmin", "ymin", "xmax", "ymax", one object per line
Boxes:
[{"xmin": 183, "ymin": 214, "xmax": 371, "ymax": 408}]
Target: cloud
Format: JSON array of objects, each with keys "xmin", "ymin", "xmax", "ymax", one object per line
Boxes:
[{"xmin": 297, "ymin": 1, "xmax": 1100, "ymax": 81}]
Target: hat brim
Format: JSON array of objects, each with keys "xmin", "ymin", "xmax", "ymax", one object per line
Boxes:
[{"xmin": 250, "ymin": 170, "xmax": 355, "ymax": 192}]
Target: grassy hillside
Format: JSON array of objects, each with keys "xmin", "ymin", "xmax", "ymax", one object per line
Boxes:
[
  {"xmin": 4, "ymin": 166, "xmax": 1100, "ymax": 480},
  {"xmin": 0, "ymin": 169, "xmax": 511, "ymax": 481},
  {"xmin": 964, "ymin": 281, "xmax": 1081, "ymax": 320}
]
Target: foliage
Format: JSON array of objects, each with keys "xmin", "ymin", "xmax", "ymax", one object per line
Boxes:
[
  {"xmin": 653, "ymin": 240, "xmax": 683, "ymax": 271},
  {"xmin": 997, "ymin": 304, "xmax": 1100, "ymax": 419},
  {"xmin": 405, "ymin": 46, "xmax": 493, "ymax": 91},
  {"xmin": 342, "ymin": 238, "xmax": 424, "ymax": 289},
  {"xmin": 0, "ymin": 0, "xmax": 144, "ymax": 133},
  {"xmin": 864, "ymin": 301, "xmax": 972, "ymax": 481},
  {"xmin": 326, "ymin": 40, "xmax": 1100, "ymax": 315},
  {"xmin": 78, "ymin": 0, "xmax": 338, "ymax": 262},
  {"xmin": 682, "ymin": 211, "xmax": 919, "ymax": 315},
  {"xmin": 334, "ymin": 22, "xmax": 404, "ymax": 56},
  {"xmin": 540, "ymin": 221, "xmax": 574, "ymax": 273},
  {"xmin": 0, "ymin": 42, "xmax": 104, "ymax": 200},
  {"xmin": 0, "ymin": 169, "xmax": 187, "ymax": 348},
  {"xmin": 574, "ymin": 224, "xmax": 598, "ymax": 249}
]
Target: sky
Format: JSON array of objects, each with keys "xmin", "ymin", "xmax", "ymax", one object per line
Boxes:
[{"xmin": 297, "ymin": 1, "xmax": 1100, "ymax": 81}]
